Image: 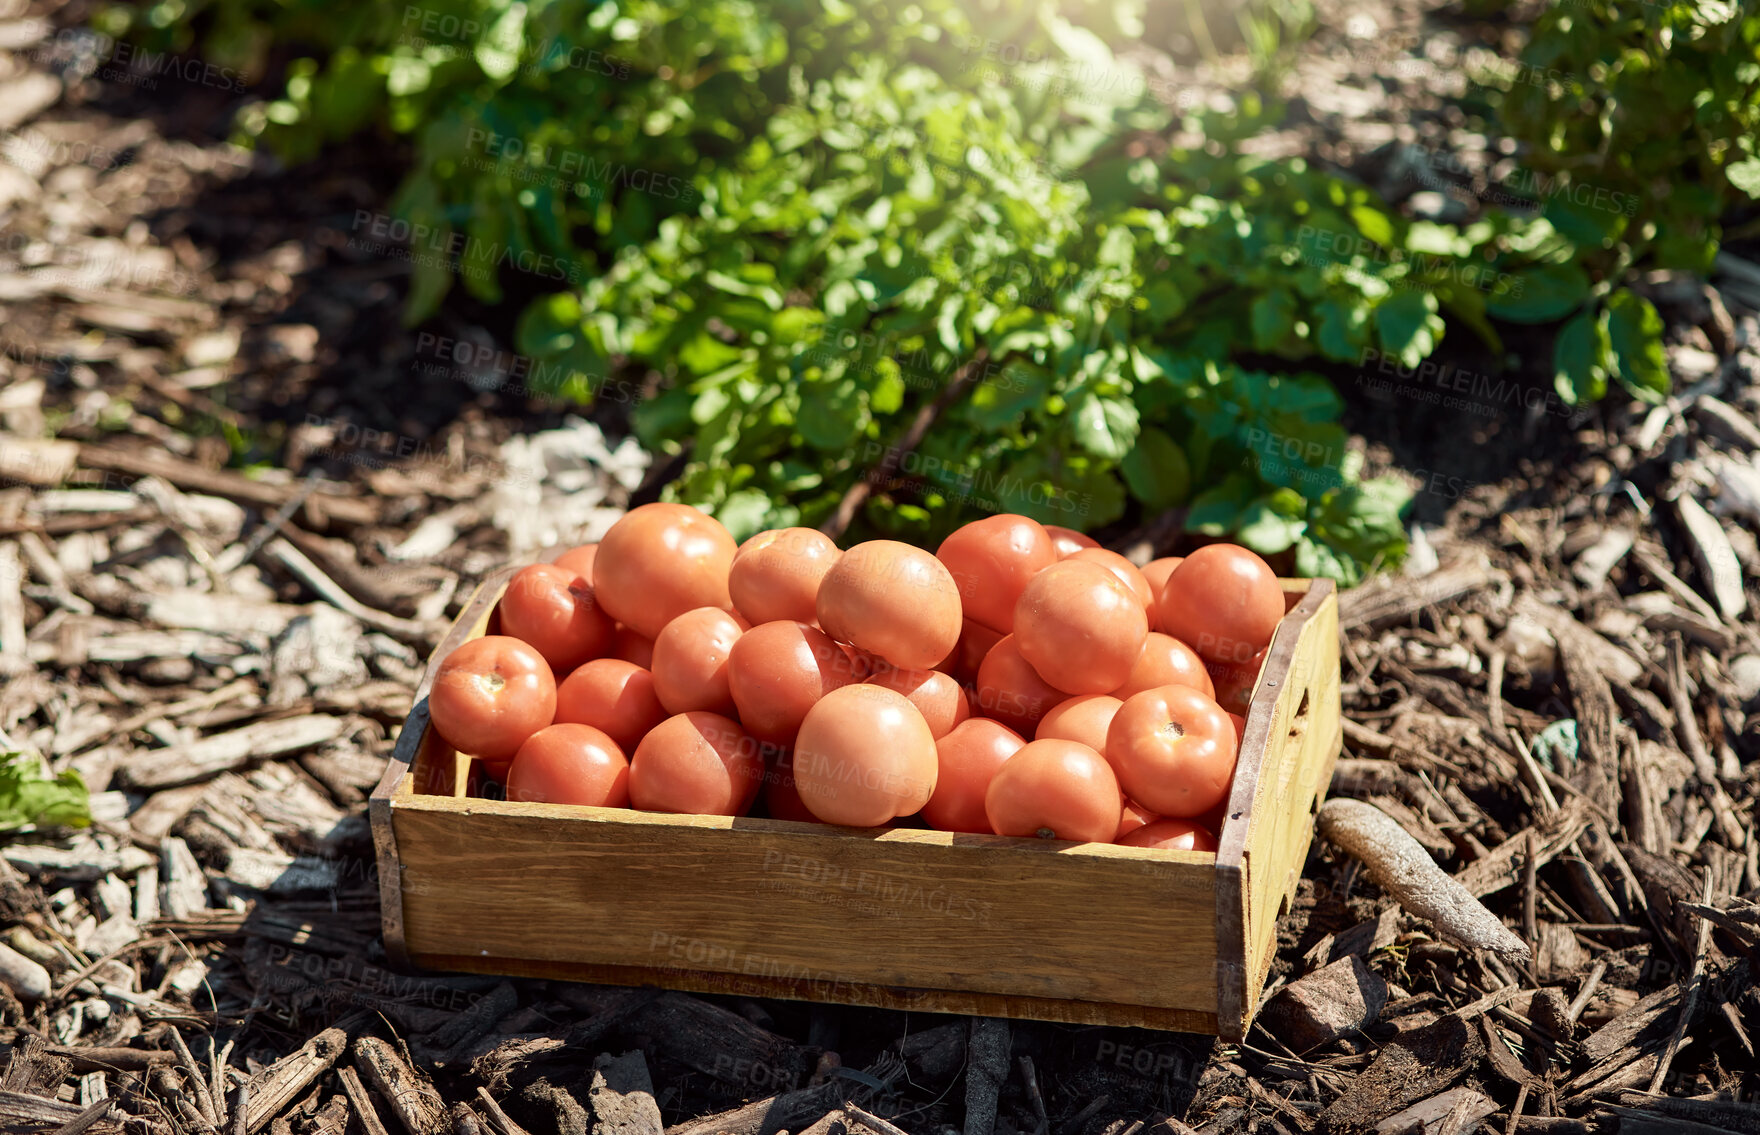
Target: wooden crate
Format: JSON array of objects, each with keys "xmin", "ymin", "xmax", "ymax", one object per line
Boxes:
[{"xmin": 370, "ymin": 573, "xmax": 1342, "ymax": 1039}]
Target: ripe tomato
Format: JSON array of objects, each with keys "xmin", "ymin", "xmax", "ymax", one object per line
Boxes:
[
  {"xmin": 1113, "ymin": 633, "xmax": 1215, "ymax": 700},
  {"xmin": 1066, "ymin": 547, "xmax": 1155, "ymax": 611},
  {"xmin": 429, "ymin": 636, "xmax": 556, "ymax": 766},
  {"xmin": 792, "ymin": 685, "xmax": 938, "ymax": 827},
  {"xmin": 629, "ymin": 711, "xmax": 764, "ymax": 815},
  {"xmin": 496, "ymin": 564, "xmax": 614, "ymax": 673},
  {"xmin": 948, "ymin": 619, "xmax": 1004, "ymax": 685},
  {"xmin": 1140, "ymin": 556, "xmax": 1183, "ymax": 604},
  {"xmin": 1035, "ymin": 694, "xmax": 1122, "ymax": 753},
  {"xmin": 816, "ymin": 540, "xmax": 962, "ymax": 670},
  {"xmin": 1227, "ymin": 711, "xmax": 1246, "ymax": 744},
  {"xmin": 973, "ymin": 634, "xmax": 1069, "ymax": 735},
  {"xmin": 1197, "ymin": 795, "xmax": 1232, "ymax": 838},
  {"xmin": 984, "ymin": 739, "xmax": 1120, "ymax": 843},
  {"xmin": 862, "ymin": 665, "xmax": 970, "ymax": 738},
  {"xmin": 729, "ymin": 527, "xmax": 841, "ymax": 626},
  {"xmin": 922, "ymin": 718, "xmax": 1026, "ymax": 833},
  {"xmin": 612, "ymin": 624, "xmax": 655, "ymax": 669},
  {"xmin": 727, "ymin": 620, "xmax": 859, "ymax": 745},
  {"xmin": 934, "ymin": 514, "xmax": 1057, "ymax": 633},
  {"xmin": 594, "ymin": 503, "xmax": 737, "ymax": 639},
  {"xmin": 1044, "ymin": 526, "xmax": 1100, "ymax": 558},
  {"xmin": 1106, "ymin": 684, "xmax": 1238, "ymax": 817},
  {"xmin": 1157, "ymin": 544, "xmax": 1284, "ymax": 665},
  {"xmin": 553, "ymin": 543, "xmax": 599, "ymax": 584},
  {"xmin": 554, "ymin": 658, "xmax": 667, "ymax": 752},
  {"xmin": 1013, "ymin": 560, "xmax": 1148, "ymax": 694},
  {"xmin": 505, "ymin": 724, "xmax": 629, "ymax": 808},
  {"xmin": 1117, "ymin": 799, "xmax": 1158, "ymax": 840},
  {"xmin": 1211, "ymin": 648, "xmax": 1266, "ymax": 716},
  {"xmin": 1119, "ymin": 818, "xmax": 1218, "ymax": 852},
  {"xmin": 650, "ymin": 607, "xmax": 748, "ymax": 716},
  {"xmin": 762, "ymin": 750, "xmax": 818, "ymax": 823}
]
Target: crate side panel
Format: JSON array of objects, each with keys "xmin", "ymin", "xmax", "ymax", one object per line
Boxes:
[
  {"xmin": 1241, "ymin": 592, "xmax": 1342, "ymax": 1018},
  {"xmin": 392, "ymin": 803, "xmax": 1219, "ymax": 1013},
  {"xmin": 409, "ymin": 951, "xmax": 1220, "ymax": 1032}
]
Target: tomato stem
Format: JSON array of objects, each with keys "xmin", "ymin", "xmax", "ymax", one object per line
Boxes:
[
  {"xmin": 479, "ymin": 672, "xmax": 506, "ymax": 696},
  {"xmin": 1159, "ymin": 720, "xmax": 1186, "ymax": 740},
  {"xmin": 1035, "ymin": 826, "xmax": 1056, "ymax": 839}
]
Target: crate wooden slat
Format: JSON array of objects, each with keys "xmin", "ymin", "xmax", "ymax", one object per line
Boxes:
[{"xmin": 371, "ymin": 571, "xmax": 1341, "ymax": 1038}]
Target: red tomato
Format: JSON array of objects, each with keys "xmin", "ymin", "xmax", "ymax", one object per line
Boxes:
[
  {"xmin": 948, "ymin": 619, "xmax": 1004, "ymax": 685},
  {"xmin": 1211, "ymin": 648, "xmax": 1266, "ymax": 716},
  {"xmin": 792, "ymin": 685, "xmax": 938, "ymax": 827},
  {"xmin": 762, "ymin": 750, "xmax": 818, "ymax": 823},
  {"xmin": 1197, "ymin": 795, "xmax": 1232, "ymax": 838},
  {"xmin": 1013, "ymin": 560, "xmax": 1148, "ymax": 694},
  {"xmin": 1044, "ymin": 526, "xmax": 1100, "ymax": 558},
  {"xmin": 934, "ymin": 514, "xmax": 1057, "ymax": 633},
  {"xmin": 612, "ymin": 624, "xmax": 655, "ymax": 669},
  {"xmin": 429, "ymin": 636, "xmax": 557, "ymax": 766},
  {"xmin": 1113, "ymin": 633, "xmax": 1215, "ymax": 700},
  {"xmin": 1106, "ymin": 684, "xmax": 1238, "ymax": 817},
  {"xmin": 984, "ymin": 739, "xmax": 1121, "ymax": 843},
  {"xmin": 1119, "ymin": 818, "xmax": 1218, "ymax": 852},
  {"xmin": 922, "ymin": 718, "xmax": 1026, "ymax": 833},
  {"xmin": 862, "ymin": 664, "xmax": 970, "ymax": 738},
  {"xmin": 727, "ymin": 620, "xmax": 859, "ymax": 745},
  {"xmin": 1117, "ymin": 799, "xmax": 1159, "ymax": 841},
  {"xmin": 816, "ymin": 540, "xmax": 962, "ymax": 670},
  {"xmin": 495, "ymin": 564, "xmax": 614, "ymax": 673},
  {"xmin": 729, "ymin": 527, "xmax": 841, "ymax": 626},
  {"xmin": 629, "ymin": 711, "xmax": 764, "ymax": 816},
  {"xmin": 1035, "ymin": 694, "xmax": 1122, "ymax": 753},
  {"xmin": 973, "ymin": 634, "xmax": 1069, "ymax": 735},
  {"xmin": 554, "ymin": 658, "xmax": 667, "ymax": 752},
  {"xmin": 1157, "ymin": 544, "xmax": 1285, "ymax": 665},
  {"xmin": 505, "ymin": 724, "xmax": 629, "ymax": 807},
  {"xmin": 1140, "ymin": 556, "xmax": 1183, "ymax": 604},
  {"xmin": 553, "ymin": 543, "xmax": 599, "ymax": 584},
  {"xmin": 1066, "ymin": 547, "xmax": 1155, "ymax": 611},
  {"xmin": 1227, "ymin": 712, "xmax": 1246, "ymax": 744},
  {"xmin": 595, "ymin": 503, "xmax": 738, "ymax": 639},
  {"xmin": 650, "ymin": 607, "xmax": 749, "ymax": 716}
]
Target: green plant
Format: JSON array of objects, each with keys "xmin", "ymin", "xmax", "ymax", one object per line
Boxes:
[
  {"xmin": 100, "ymin": 0, "xmax": 1446, "ymax": 579},
  {"xmin": 1463, "ymin": 0, "xmax": 1760, "ymax": 404},
  {"xmin": 0, "ymin": 753, "xmax": 90, "ymax": 831}
]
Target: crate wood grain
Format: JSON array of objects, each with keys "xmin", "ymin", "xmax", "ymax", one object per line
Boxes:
[{"xmin": 371, "ymin": 570, "xmax": 1341, "ymax": 1038}]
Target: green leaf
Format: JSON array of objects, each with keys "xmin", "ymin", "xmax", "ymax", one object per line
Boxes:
[
  {"xmin": 1552, "ymin": 307, "xmax": 1609, "ymax": 405},
  {"xmin": 515, "ymin": 293, "xmax": 583, "ymax": 358},
  {"xmin": 1374, "ymin": 290, "xmax": 1443, "ymax": 369},
  {"xmin": 716, "ymin": 489, "xmax": 774, "ymax": 542},
  {"xmin": 1070, "ymin": 392, "xmax": 1139, "ymax": 461},
  {"xmin": 1349, "ymin": 204, "xmax": 1395, "ymax": 249},
  {"xmin": 1605, "ymin": 289, "xmax": 1671, "ymax": 403},
  {"xmin": 797, "ymin": 379, "xmax": 867, "ymax": 449},
  {"xmin": 1315, "ymin": 298, "xmax": 1370, "ymax": 361},
  {"xmin": 1484, "ymin": 263, "xmax": 1593, "ymax": 324},
  {"xmin": 1185, "ymin": 475, "xmax": 1257, "ymax": 537},
  {"xmin": 1120, "ymin": 427, "xmax": 1191, "ymax": 510},
  {"xmin": 1235, "ymin": 490, "xmax": 1307, "ymax": 555},
  {"xmin": 475, "ymin": 4, "xmax": 527, "ymax": 81},
  {"xmin": 1727, "ymin": 157, "xmax": 1760, "ymax": 197},
  {"xmin": 0, "ymin": 753, "xmax": 90, "ymax": 831},
  {"xmin": 1250, "ymin": 288, "xmax": 1297, "ymax": 352}
]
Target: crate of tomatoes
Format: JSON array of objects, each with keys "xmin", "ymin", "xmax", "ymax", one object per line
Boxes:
[{"xmin": 369, "ymin": 506, "xmax": 1341, "ymax": 1039}]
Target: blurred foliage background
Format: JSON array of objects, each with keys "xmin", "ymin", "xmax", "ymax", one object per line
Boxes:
[{"xmin": 97, "ymin": 0, "xmax": 1760, "ymax": 582}]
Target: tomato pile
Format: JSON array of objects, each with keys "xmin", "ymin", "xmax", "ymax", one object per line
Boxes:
[{"xmin": 426, "ymin": 503, "xmax": 1289, "ymax": 851}]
